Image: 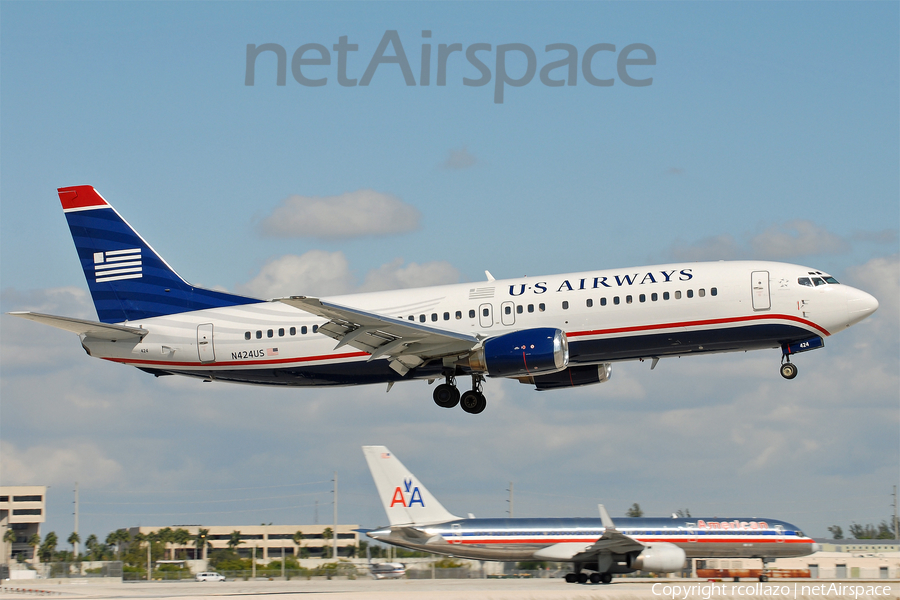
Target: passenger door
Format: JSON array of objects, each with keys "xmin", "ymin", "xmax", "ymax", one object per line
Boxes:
[
  {"xmin": 197, "ymin": 323, "xmax": 215, "ymax": 363},
  {"xmin": 751, "ymin": 271, "xmax": 771, "ymax": 311}
]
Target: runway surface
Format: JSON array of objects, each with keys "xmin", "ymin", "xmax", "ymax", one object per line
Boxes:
[{"xmin": 2, "ymin": 578, "xmax": 897, "ymax": 600}]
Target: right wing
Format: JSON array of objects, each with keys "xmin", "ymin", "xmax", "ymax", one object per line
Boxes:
[
  {"xmin": 278, "ymin": 297, "xmax": 481, "ymax": 375},
  {"xmin": 8, "ymin": 311, "xmax": 148, "ymax": 341}
]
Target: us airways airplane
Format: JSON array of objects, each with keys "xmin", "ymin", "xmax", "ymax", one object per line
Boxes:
[
  {"xmin": 10, "ymin": 186, "xmax": 878, "ymax": 414},
  {"xmin": 363, "ymin": 445, "xmax": 818, "ymax": 585}
]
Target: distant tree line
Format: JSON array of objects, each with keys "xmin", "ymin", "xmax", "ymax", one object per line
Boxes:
[
  {"xmin": 6, "ymin": 527, "xmax": 410, "ymax": 572},
  {"xmin": 827, "ymin": 520, "xmax": 898, "ymax": 540}
]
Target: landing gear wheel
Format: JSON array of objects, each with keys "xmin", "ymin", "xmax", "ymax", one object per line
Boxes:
[
  {"xmin": 433, "ymin": 383, "xmax": 460, "ymax": 408},
  {"xmin": 460, "ymin": 391, "xmax": 487, "ymax": 414},
  {"xmin": 780, "ymin": 362, "xmax": 798, "ymax": 380},
  {"xmin": 589, "ymin": 573, "xmax": 601, "ymax": 584},
  {"xmin": 564, "ymin": 573, "xmax": 577, "ymax": 583},
  {"xmin": 601, "ymin": 573, "xmax": 612, "ymax": 584},
  {"xmin": 577, "ymin": 572, "xmax": 588, "ymax": 584}
]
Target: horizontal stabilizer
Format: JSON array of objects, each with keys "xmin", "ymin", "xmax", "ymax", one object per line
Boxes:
[{"xmin": 8, "ymin": 311, "xmax": 147, "ymax": 340}]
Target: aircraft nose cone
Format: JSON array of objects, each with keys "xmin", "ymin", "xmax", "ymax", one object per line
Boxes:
[
  {"xmin": 848, "ymin": 290, "xmax": 879, "ymax": 319},
  {"xmin": 811, "ymin": 542, "xmax": 821, "ymax": 553}
]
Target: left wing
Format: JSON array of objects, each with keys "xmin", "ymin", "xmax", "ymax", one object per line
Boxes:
[
  {"xmin": 278, "ymin": 297, "xmax": 480, "ymax": 375},
  {"xmin": 533, "ymin": 504, "xmax": 645, "ymax": 562}
]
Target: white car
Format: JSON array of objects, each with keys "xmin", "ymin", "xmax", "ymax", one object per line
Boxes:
[{"xmin": 196, "ymin": 572, "xmax": 226, "ymax": 582}]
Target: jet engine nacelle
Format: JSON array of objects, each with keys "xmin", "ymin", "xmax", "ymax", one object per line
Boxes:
[
  {"xmin": 466, "ymin": 328, "xmax": 568, "ymax": 377},
  {"xmin": 628, "ymin": 542, "xmax": 686, "ymax": 573},
  {"xmin": 520, "ymin": 363, "xmax": 612, "ymax": 390}
]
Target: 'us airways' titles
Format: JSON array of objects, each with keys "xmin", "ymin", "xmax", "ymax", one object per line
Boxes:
[{"xmin": 10, "ymin": 185, "xmax": 879, "ymax": 414}]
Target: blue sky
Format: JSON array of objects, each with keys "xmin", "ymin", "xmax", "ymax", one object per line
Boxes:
[{"xmin": 1, "ymin": 2, "xmax": 898, "ymax": 543}]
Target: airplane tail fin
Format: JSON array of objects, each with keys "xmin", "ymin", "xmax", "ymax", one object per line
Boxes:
[
  {"xmin": 363, "ymin": 445, "xmax": 461, "ymax": 526},
  {"xmin": 58, "ymin": 185, "xmax": 260, "ymax": 323}
]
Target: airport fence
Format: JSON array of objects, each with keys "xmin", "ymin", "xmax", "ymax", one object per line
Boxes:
[
  {"xmin": 34, "ymin": 562, "xmax": 123, "ymax": 579},
  {"xmin": 406, "ymin": 567, "xmax": 485, "ymax": 579}
]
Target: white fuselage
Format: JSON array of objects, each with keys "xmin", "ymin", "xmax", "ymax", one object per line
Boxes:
[{"xmin": 81, "ymin": 260, "xmax": 877, "ymax": 387}]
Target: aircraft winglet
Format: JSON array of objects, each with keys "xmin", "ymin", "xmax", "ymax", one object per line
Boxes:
[{"xmin": 598, "ymin": 504, "xmax": 616, "ymax": 529}]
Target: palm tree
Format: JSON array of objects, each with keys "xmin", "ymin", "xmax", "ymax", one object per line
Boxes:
[
  {"xmin": 193, "ymin": 528, "xmax": 210, "ymax": 561},
  {"xmin": 27, "ymin": 534, "xmax": 40, "ymax": 564},
  {"xmin": 292, "ymin": 531, "xmax": 304, "ymax": 558},
  {"xmin": 67, "ymin": 532, "xmax": 81, "ymax": 560},
  {"xmin": 4, "ymin": 529, "xmax": 17, "ymax": 565},
  {"xmin": 39, "ymin": 531, "xmax": 58, "ymax": 562},
  {"xmin": 105, "ymin": 529, "xmax": 129, "ymax": 560},
  {"xmin": 156, "ymin": 527, "xmax": 173, "ymax": 560},
  {"xmin": 226, "ymin": 530, "xmax": 244, "ymax": 553},
  {"xmin": 83, "ymin": 534, "xmax": 97, "ymax": 561},
  {"xmin": 321, "ymin": 528, "xmax": 333, "ymax": 558},
  {"xmin": 171, "ymin": 529, "xmax": 191, "ymax": 560}
]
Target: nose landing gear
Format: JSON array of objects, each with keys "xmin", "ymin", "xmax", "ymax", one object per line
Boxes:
[{"xmin": 780, "ymin": 360, "xmax": 798, "ymax": 379}]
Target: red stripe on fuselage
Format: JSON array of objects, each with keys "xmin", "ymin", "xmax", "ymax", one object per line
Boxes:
[
  {"xmin": 102, "ymin": 314, "xmax": 827, "ymax": 369},
  {"xmin": 566, "ymin": 313, "xmax": 830, "ymax": 339},
  {"xmin": 447, "ymin": 537, "xmax": 813, "ymax": 546},
  {"xmin": 103, "ymin": 351, "xmax": 370, "ymax": 368}
]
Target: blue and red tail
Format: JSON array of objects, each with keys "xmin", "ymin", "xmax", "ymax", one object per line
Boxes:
[{"xmin": 59, "ymin": 185, "xmax": 261, "ymax": 324}]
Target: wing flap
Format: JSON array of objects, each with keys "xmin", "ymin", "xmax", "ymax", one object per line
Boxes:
[
  {"xmin": 9, "ymin": 311, "xmax": 148, "ymax": 340},
  {"xmin": 278, "ymin": 297, "xmax": 479, "ymax": 364}
]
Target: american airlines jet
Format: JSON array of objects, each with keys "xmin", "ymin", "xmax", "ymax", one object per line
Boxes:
[
  {"xmin": 10, "ymin": 186, "xmax": 878, "ymax": 414},
  {"xmin": 363, "ymin": 445, "xmax": 818, "ymax": 585}
]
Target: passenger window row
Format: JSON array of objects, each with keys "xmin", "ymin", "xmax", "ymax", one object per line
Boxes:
[
  {"xmin": 403, "ymin": 303, "xmax": 549, "ymax": 323},
  {"xmin": 564, "ymin": 287, "xmax": 718, "ymax": 310},
  {"xmin": 243, "ymin": 287, "xmax": 719, "ymax": 339},
  {"xmin": 244, "ymin": 325, "xmax": 319, "ymax": 340}
]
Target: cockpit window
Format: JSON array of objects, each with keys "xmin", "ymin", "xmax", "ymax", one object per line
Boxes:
[
  {"xmin": 812, "ymin": 277, "xmax": 826, "ymax": 286},
  {"xmin": 798, "ymin": 277, "xmax": 812, "ymax": 287},
  {"xmin": 823, "ymin": 276, "xmax": 839, "ymax": 284}
]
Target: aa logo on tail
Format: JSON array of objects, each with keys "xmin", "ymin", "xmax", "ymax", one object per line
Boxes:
[{"xmin": 390, "ymin": 478, "xmax": 425, "ymax": 508}]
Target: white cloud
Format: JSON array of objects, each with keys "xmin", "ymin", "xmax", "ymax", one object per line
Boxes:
[
  {"xmin": 258, "ymin": 190, "xmax": 421, "ymax": 239},
  {"xmin": 749, "ymin": 220, "xmax": 850, "ymax": 259},
  {"xmin": 442, "ymin": 147, "xmax": 478, "ymax": 170},
  {"xmin": 357, "ymin": 258, "xmax": 460, "ymax": 292},
  {"xmin": 667, "ymin": 221, "xmax": 865, "ymax": 262},
  {"xmin": 670, "ymin": 234, "xmax": 741, "ymax": 262},
  {"xmin": 237, "ymin": 251, "xmax": 460, "ymax": 298},
  {"xmin": 844, "ymin": 253, "xmax": 899, "ymax": 333},
  {"xmin": 237, "ymin": 250, "xmax": 354, "ymax": 298},
  {"xmin": 0, "ymin": 440, "xmax": 123, "ymax": 488}
]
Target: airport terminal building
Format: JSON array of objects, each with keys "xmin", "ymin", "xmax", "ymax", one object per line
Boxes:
[
  {"xmin": 126, "ymin": 524, "xmax": 359, "ymax": 560},
  {"xmin": 0, "ymin": 486, "xmax": 46, "ymax": 562}
]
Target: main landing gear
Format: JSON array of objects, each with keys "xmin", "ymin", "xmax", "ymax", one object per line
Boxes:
[
  {"xmin": 432, "ymin": 373, "xmax": 487, "ymax": 414},
  {"xmin": 564, "ymin": 572, "xmax": 611, "ymax": 584}
]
